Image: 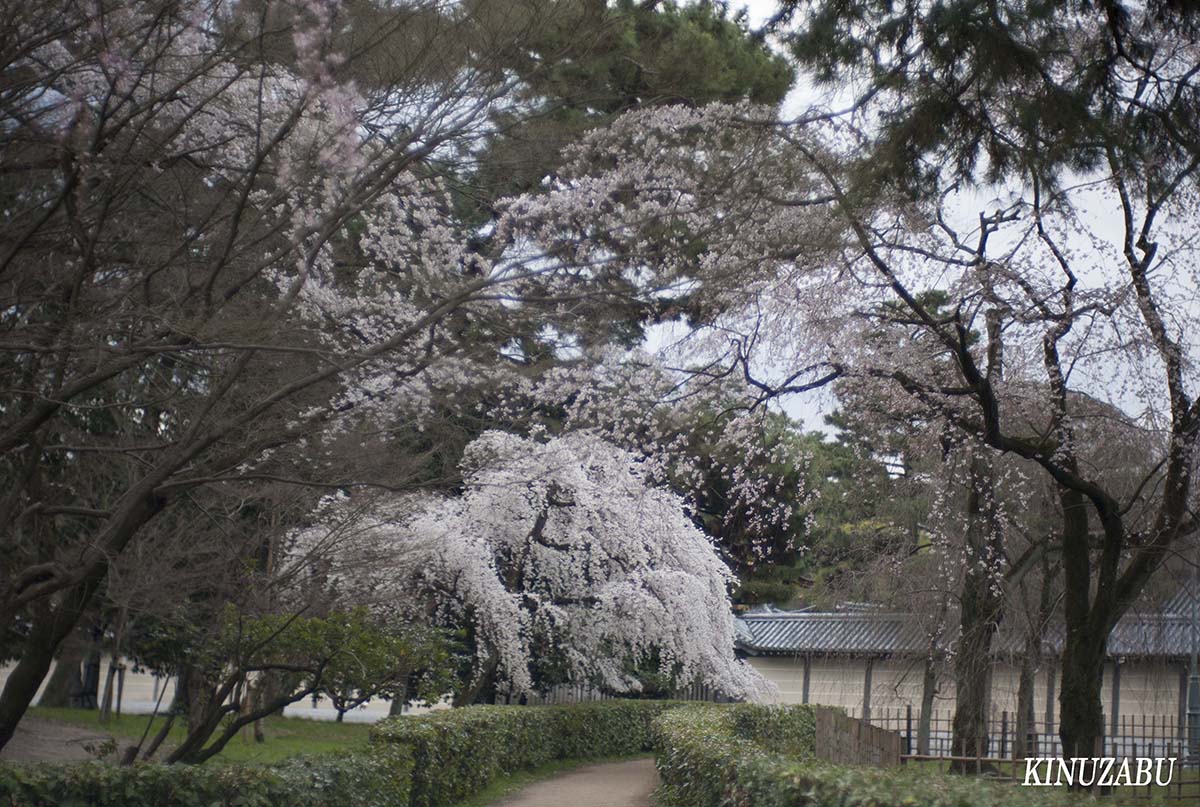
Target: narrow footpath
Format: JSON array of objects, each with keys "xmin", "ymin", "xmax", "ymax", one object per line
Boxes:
[
  {"xmin": 489, "ymin": 758, "xmax": 659, "ymax": 807},
  {"xmin": 0, "ymin": 717, "xmax": 110, "ymax": 763}
]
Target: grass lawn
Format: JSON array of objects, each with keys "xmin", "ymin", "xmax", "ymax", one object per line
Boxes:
[
  {"xmin": 28, "ymin": 707, "xmax": 374, "ymax": 764},
  {"xmin": 449, "ymin": 754, "xmax": 652, "ymax": 807}
]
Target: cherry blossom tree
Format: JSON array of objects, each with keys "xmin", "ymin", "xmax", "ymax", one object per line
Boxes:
[{"xmin": 300, "ymin": 430, "xmax": 770, "ymax": 704}]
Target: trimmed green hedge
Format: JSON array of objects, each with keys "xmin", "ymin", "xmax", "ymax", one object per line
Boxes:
[
  {"xmin": 370, "ymin": 700, "xmax": 682, "ymax": 807},
  {"xmin": 2, "ymin": 699, "xmax": 691, "ymax": 807},
  {"xmin": 0, "ymin": 745, "xmax": 412, "ymax": 807},
  {"xmin": 654, "ymin": 704, "xmax": 1082, "ymax": 807}
]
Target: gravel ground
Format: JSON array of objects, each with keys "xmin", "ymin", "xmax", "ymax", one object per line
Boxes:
[
  {"xmin": 0, "ymin": 716, "xmax": 112, "ymax": 763},
  {"xmin": 489, "ymin": 758, "xmax": 659, "ymax": 807}
]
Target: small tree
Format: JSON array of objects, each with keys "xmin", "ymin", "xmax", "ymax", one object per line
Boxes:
[
  {"xmin": 317, "ymin": 614, "xmax": 453, "ymax": 722},
  {"xmin": 156, "ymin": 607, "xmax": 453, "ymax": 763}
]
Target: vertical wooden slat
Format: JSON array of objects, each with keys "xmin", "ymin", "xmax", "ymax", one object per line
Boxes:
[
  {"xmin": 906, "ymin": 705, "xmax": 913, "ymax": 755},
  {"xmin": 862, "ymin": 658, "xmax": 874, "ymax": 723},
  {"xmin": 1179, "ymin": 665, "xmax": 1188, "ymax": 742}
]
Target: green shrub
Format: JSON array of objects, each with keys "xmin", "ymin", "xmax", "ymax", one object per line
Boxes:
[
  {"xmin": 0, "ymin": 744, "xmax": 411, "ymax": 807},
  {"xmin": 370, "ymin": 699, "xmax": 681, "ymax": 807},
  {"xmin": 653, "ymin": 704, "xmax": 1082, "ymax": 807},
  {"xmin": 728, "ymin": 702, "xmax": 815, "ymax": 756},
  {"xmin": 728, "ymin": 758, "xmax": 1084, "ymax": 807}
]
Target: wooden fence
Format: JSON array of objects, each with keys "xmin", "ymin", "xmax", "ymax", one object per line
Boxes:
[{"xmin": 815, "ymin": 706, "xmax": 901, "ymax": 767}]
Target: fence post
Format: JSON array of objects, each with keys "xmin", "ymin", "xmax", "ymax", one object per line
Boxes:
[
  {"xmin": 1000, "ymin": 710, "xmax": 1008, "ymax": 759},
  {"xmin": 905, "ymin": 704, "xmax": 912, "ymax": 755}
]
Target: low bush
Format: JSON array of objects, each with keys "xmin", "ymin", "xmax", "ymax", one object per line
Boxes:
[
  {"xmin": 370, "ymin": 699, "xmax": 682, "ymax": 807},
  {"xmin": 654, "ymin": 704, "xmax": 1081, "ymax": 807},
  {"xmin": 653, "ymin": 703, "xmax": 814, "ymax": 807},
  {"xmin": 0, "ymin": 744, "xmax": 412, "ymax": 807}
]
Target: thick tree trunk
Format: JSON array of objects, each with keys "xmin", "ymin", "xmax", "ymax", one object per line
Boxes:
[
  {"xmin": 37, "ymin": 631, "xmax": 86, "ymax": 708},
  {"xmin": 949, "ymin": 618, "xmax": 997, "ymax": 763},
  {"xmin": 1059, "ymin": 629, "xmax": 1106, "ymax": 758},
  {"xmin": 0, "ymin": 463, "xmax": 169, "ymax": 752},
  {"xmin": 950, "ymin": 453, "xmax": 1004, "ymax": 769},
  {"xmin": 1057, "ymin": 486, "xmax": 1106, "ymax": 759},
  {"xmin": 1014, "ymin": 644, "xmax": 1038, "ymax": 759},
  {"xmin": 0, "ymin": 580, "xmax": 102, "ymax": 750}
]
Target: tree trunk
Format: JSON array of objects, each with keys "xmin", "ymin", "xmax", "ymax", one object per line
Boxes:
[
  {"xmin": 142, "ymin": 712, "xmax": 176, "ymax": 760},
  {"xmin": 99, "ymin": 663, "xmax": 118, "ymax": 724},
  {"xmin": 166, "ymin": 683, "xmax": 319, "ymax": 764},
  {"xmin": 78, "ymin": 642, "xmax": 101, "ymax": 710},
  {"xmin": 123, "ymin": 677, "xmax": 181, "ymax": 763},
  {"xmin": 0, "ymin": 465, "xmax": 168, "ymax": 752},
  {"xmin": 1056, "ymin": 485, "xmax": 1106, "ymax": 759},
  {"xmin": 950, "ymin": 452, "xmax": 1004, "ymax": 769},
  {"xmin": 1014, "ymin": 644, "xmax": 1038, "ymax": 759},
  {"xmin": 918, "ymin": 657, "xmax": 937, "ymax": 755},
  {"xmin": 37, "ymin": 631, "xmax": 86, "ymax": 708},
  {"xmin": 0, "ymin": 580, "xmax": 102, "ymax": 750},
  {"xmin": 1015, "ymin": 558, "xmax": 1056, "ymax": 759},
  {"xmin": 248, "ymin": 681, "xmax": 266, "ymax": 743},
  {"xmin": 99, "ymin": 606, "xmax": 128, "ymax": 724},
  {"xmin": 1059, "ymin": 629, "xmax": 1106, "ymax": 758},
  {"xmin": 453, "ymin": 653, "xmax": 499, "ymax": 707},
  {"xmin": 950, "ymin": 619, "xmax": 997, "ymax": 764}
]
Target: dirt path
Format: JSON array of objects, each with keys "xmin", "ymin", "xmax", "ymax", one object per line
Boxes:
[
  {"xmin": 0, "ymin": 716, "xmax": 112, "ymax": 763},
  {"xmin": 490, "ymin": 758, "xmax": 659, "ymax": 807}
]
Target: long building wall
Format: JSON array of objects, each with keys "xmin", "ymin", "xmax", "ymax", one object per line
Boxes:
[
  {"xmin": 0, "ymin": 659, "xmax": 395, "ymax": 721},
  {"xmin": 748, "ymin": 655, "xmax": 1183, "ymax": 725}
]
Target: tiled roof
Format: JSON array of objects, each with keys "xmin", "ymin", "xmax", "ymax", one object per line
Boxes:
[
  {"xmin": 1161, "ymin": 590, "xmax": 1198, "ymax": 618},
  {"xmin": 736, "ymin": 611, "xmax": 930, "ymax": 656},
  {"xmin": 736, "ymin": 596, "xmax": 1200, "ymax": 660},
  {"xmin": 1091, "ymin": 615, "xmax": 1194, "ymax": 659}
]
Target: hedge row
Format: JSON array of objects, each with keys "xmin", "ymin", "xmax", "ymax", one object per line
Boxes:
[
  {"xmin": 370, "ymin": 700, "xmax": 683, "ymax": 807},
  {"xmin": 653, "ymin": 704, "xmax": 1082, "ymax": 807},
  {"xmin": 1, "ymin": 700, "xmax": 686, "ymax": 807},
  {"xmin": 0, "ymin": 745, "xmax": 412, "ymax": 807}
]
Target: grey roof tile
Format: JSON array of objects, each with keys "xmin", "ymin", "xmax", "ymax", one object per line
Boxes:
[{"xmin": 736, "ymin": 601, "xmax": 1199, "ymax": 659}]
